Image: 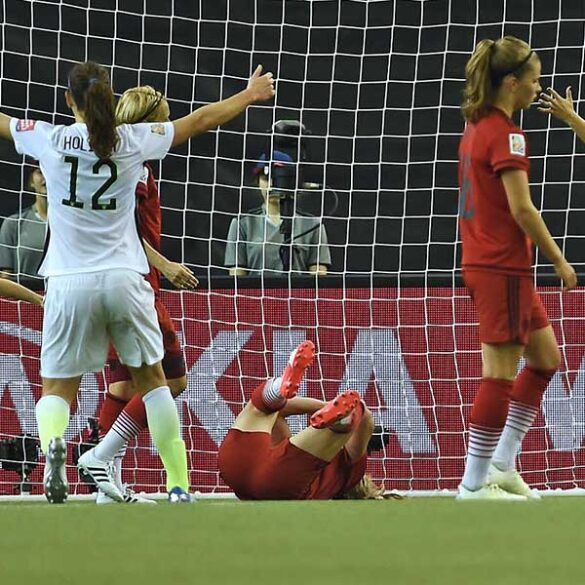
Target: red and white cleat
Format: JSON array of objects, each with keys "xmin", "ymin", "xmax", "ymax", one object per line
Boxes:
[
  {"xmin": 280, "ymin": 340, "xmax": 315, "ymax": 399},
  {"xmin": 310, "ymin": 389, "xmax": 361, "ymax": 430}
]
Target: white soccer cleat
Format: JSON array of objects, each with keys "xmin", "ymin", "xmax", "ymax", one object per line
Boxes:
[
  {"xmin": 44, "ymin": 437, "xmax": 68, "ymax": 504},
  {"xmin": 78, "ymin": 447, "xmax": 124, "ymax": 502},
  {"xmin": 456, "ymin": 483, "xmax": 528, "ymax": 501},
  {"xmin": 487, "ymin": 464, "xmax": 541, "ymax": 500},
  {"xmin": 96, "ymin": 487, "xmax": 156, "ymax": 505}
]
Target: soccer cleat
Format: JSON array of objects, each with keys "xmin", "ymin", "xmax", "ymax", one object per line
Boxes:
[
  {"xmin": 487, "ymin": 464, "xmax": 541, "ymax": 500},
  {"xmin": 96, "ymin": 487, "xmax": 156, "ymax": 505},
  {"xmin": 43, "ymin": 437, "xmax": 68, "ymax": 504},
  {"xmin": 310, "ymin": 389, "xmax": 361, "ymax": 430},
  {"xmin": 456, "ymin": 483, "xmax": 528, "ymax": 501},
  {"xmin": 168, "ymin": 486, "xmax": 192, "ymax": 503},
  {"xmin": 77, "ymin": 447, "xmax": 124, "ymax": 502},
  {"xmin": 280, "ymin": 340, "xmax": 315, "ymax": 399}
]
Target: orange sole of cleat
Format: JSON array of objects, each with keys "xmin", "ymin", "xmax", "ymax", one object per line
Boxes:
[
  {"xmin": 280, "ymin": 340, "xmax": 316, "ymax": 399},
  {"xmin": 310, "ymin": 390, "xmax": 361, "ymax": 429}
]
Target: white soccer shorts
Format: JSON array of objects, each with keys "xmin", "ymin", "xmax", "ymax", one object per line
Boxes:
[{"xmin": 40, "ymin": 269, "xmax": 164, "ymax": 378}]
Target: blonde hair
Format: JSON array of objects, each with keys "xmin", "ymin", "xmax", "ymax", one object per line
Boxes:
[
  {"xmin": 341, "ymin": 474, "xmax": 404, "ymax": 500},
  {"xmin": 462, "ymin": 36, "xmax": 537, "ymax": 122},
  {"xmin": 115, "ymin": 86, "xmax": 168, "ymax": 125}
]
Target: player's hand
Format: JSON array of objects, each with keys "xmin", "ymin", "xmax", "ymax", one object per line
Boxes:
[
  {"xmin": 554, "ymin": 259, "xmax": 577, "ymax": 291},
  {"xmin": 162, "ymin": 262, "xmax": 199, "ymax": 290},
  {"xmin": 247, "ymin": 65, "xmax": 275, "ymax": 103},
  {"xmin": 538, "ymin": 87, "xmax": 576, "ymax": 124}
]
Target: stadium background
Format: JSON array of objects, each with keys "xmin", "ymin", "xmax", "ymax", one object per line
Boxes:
[{"xmin": 0, "ymin": 0, "xmax": 585, "ymax": 496}]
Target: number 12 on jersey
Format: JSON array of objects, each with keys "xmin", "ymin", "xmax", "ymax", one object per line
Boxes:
[{"xmin": 61, "ymin": 156, "xmax": 118, "ymax": 210}]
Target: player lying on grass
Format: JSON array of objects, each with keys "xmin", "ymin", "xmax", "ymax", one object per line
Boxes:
[
  {"xmin": 218, "ymin": 340, "xmax": 386, "ymax": 500},
  {"xmin": 78, "ymin": 85, "xmax": 197, "ymax": 504}
]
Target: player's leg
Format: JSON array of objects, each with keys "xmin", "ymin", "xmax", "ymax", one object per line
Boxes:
[
  {"xmin": 291, "ymin": 389, "xmax": 363, "ymax": 462},
  {"xmin": 457, "ymin": 271, "xmax": 529, "ymax": 501},
  {"xmin": 342, "ymin": 404, "xmax": 375, "ymax": 463},
  {"xmin": 37, "ymin": 376, "xmax": 81, "ymax": 504},
  {"xmin": 39, "ymin": 271, "xmax": 112, "ymax": 503},
  {"xmin": 489, "ymin": 293, "xmax": 558, "ymax": 498}
]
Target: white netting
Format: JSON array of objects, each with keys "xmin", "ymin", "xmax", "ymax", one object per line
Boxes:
[{"xmin": 0, "ymin": 0, "xmax": 584, "ymax": 496}]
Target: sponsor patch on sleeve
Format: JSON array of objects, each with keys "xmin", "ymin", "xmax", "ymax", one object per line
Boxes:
[
  {"xmin": 509, "ymin": 133, "xmax": 526, "ymax": 156},
  {"xmin": 16, "ymin": 119, "xmax": 36, "ymax": 132},
  {"xmin": 150, "ymin": 123, "xmax": 166, "ymax": 136}
]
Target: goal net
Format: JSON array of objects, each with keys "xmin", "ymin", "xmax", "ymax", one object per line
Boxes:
[{"xmin": 0, "ymin": 0, "xmax": 584, "ymax": 497}]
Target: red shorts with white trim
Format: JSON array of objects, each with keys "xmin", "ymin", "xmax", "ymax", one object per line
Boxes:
[
  {"xmin": 463, "ymin": 270, "xmax": 550, "ymax": 345},
  {"xmin": 107, "ymin": 297, "xmax": 185, "ymax": 383},
  {"xmin": 218, "ymin": 429, "xmax": 365, "ymax": 500}
]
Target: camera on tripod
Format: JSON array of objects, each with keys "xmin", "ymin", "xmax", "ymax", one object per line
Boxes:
[{"xmin": 0, "ymin": 434, "xmax": 39, "ymax": 494}]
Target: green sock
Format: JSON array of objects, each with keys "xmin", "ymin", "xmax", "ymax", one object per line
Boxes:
[
  {"xmin": 143, "ymin": 386, "xmax": 189, "ymax": 492},
  {"xmin": 35, "ymin": 395, "xmax": 70, "ymax": 453}
]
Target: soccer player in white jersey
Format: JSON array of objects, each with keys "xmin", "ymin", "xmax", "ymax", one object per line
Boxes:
[{"xmin": 0, "ymin": 60, "xmax": 275, "ymax": 503}]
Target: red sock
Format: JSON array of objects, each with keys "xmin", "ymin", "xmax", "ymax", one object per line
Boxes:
[
  {"xmin": 470, "ymin": 378, "xmax": 513, "ymax": 429},
  {"xmin": 122, "ymin": 393, "xmax": 149, "ymax": 430},
  {"xmin": 98, "ymin": 392, "xmax": 128, "ymax": 438},
  {"xmin": 511, "ymin": 366, "xmax": 556, "ymax": 408}
]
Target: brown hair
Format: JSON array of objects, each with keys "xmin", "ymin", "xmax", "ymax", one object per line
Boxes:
[
  {"xmin": 341, "ymin": 474, "xmax": 405, "ymax": 500},
  {"xmin": 462, "ymin": 36, "xmax": 537, "ymax": 122},
  {"xmin": 67, "ymin": 61, "xmax": 117, "ymax": 159},
  {"xmin": 115, "ymin": 86, "xmax": 168, "ymax": 125}
]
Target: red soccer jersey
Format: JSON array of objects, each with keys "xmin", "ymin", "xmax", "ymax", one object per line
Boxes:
[
  {"xmin": 458, "ymin": 108, "xmax": 532, "ymax": 275},
  {"xmin": 137, "ymin": 163, "xmax": 162, "ymax": 293}
]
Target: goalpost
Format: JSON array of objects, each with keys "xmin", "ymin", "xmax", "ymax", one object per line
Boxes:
[{"xmin": 0, "ymin": 0, "xmax": 585, "ymax": 499}]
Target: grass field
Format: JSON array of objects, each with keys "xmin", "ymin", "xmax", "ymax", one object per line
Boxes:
[{"xmin": 0, "ymin": 497, "xmax": 583, "ymax": 585}]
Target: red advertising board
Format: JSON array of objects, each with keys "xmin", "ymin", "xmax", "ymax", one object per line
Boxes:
[{"xmin": 0, "ymin": 286, "xmax": 584, "ymax": 495}]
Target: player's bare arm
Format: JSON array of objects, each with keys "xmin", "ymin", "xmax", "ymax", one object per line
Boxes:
[
  {"xmin": 0, "ymin": 278, "xmax": 43, "ymax": 306},
  {"xmin": 0, "ymin": 113, "xmax": 14, "ymax": 142},
  {"xmin": 171, "ymin": 65, "xmax": 275, "ymax": 147},
  {"xmin": 143, "ymin": 239, "xmax": 198, "ymax": 289},
  {"xmin": 501, "ymin": 169, "xmax": 577, "ymax": 290}
]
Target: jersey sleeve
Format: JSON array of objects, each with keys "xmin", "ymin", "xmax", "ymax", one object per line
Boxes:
[
  {"xmin": 135, "ymin": 165, "xmax": 150, "ymax": 200},
  {"xmin": 135, "ymin": 122, "xmax": 174, "ymax": 161},
  {"xmin": 224, "ymin": 218, "xmax": 247, "ymax": 269},
  {"xmin": 0, "ymin": 216, "xmax": 17, "ymax": 271},
  {"xmin": 9, "ymin": 119, "xmax": 53, "ymax": 160},
  {"xmin": 490, "ymin": 127, "xmax": 530, "ymax": 174}
]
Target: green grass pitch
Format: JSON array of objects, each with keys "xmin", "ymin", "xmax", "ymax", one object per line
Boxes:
[{"xmin": 0, "ymin": 498, "xmax": 582, "ymax": 585}]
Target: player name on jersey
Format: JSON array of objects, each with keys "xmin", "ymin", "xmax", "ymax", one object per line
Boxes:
[{"xmin": 62, "ymin": 135, "xmax": 93, "ymax": 152}]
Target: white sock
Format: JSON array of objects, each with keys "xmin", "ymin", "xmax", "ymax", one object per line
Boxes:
[
  {"xmin": 262, "ymin": 377, "xmax": 284, "ymax": 409},
  {"xmin": 492, "ymin": 401, "xmax": 539, "ymax": 472},
  {"xmin": 461, "ymin": 424, "xmax": 502, "ymax": 491},
  {"xmin": 142, "ymin": 386, "xmax": 181, "ymax": 446}
]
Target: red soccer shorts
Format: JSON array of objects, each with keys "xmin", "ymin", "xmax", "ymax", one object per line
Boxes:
[
  {"xmin": 463, "ymin": 270, "xmax": 550, "ymax": 345},
  {"xmin": 218, "ymin": 429, "xmax": 366, "ymax": 500},
  {"xmin": 107, "ymin": 297, "xmax": 186, "ymax": 383}
]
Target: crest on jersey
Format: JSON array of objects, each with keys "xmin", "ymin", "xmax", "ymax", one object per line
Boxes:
[
  {"xmin": 16, "ymin": 120, "xmax": 36, "ymax": 132},
  {"xmin": 509, "ymin": 133, "xmax": 526, "ymax": 156},
  {"xmin": 150, "ymin": 123, "xmax": 166, "ymax": 135}
]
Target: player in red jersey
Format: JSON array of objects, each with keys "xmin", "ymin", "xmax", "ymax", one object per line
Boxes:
[
  {"xmin": 218, "ymin": 340, "xmax": 386, "ymax": 500},
  {"xmin": 80, "ymin": 86, "xmax": 198, "ymax": 503},
  {"xmin": 456, "ymin": 36, "xmax": 577, "ymax": 500}
]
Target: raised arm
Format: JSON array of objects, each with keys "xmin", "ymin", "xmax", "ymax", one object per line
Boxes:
[
  {"xmin": 501, "ymin": 169, "xmax": 577, "ymax": 291},
  {"xmin": 538, "ymin": 86, "xmax": 585, "ymax": 143},
  {"xmin": 0, "ymin": 113, "xmax": 13, "ymax": 142},
  {"xmin": 171, "ymin": 65, "xmax": 275, "ymax": 147}
]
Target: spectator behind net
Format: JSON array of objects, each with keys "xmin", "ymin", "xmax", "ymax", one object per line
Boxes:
[
  {"xmin": 224, "ymin": 150, "xmax": 331, "ymax": 276},
  {"xmin": 0, "ymin": 164, "xmax": 47, "ymax": 283}
]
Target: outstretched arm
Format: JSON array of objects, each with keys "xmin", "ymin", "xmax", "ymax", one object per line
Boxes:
[
  {"xmin": 538, "ymin": 86, "xmax": 585, "ymax": 143},
  {"xmin": 0, "ymin": 279, "xmax": 43, "ymax": 305},
  {"xmin": 0, "ymin": 113, "xmax": 13, "ymax": 142},
  {"xmin": 143, "ymin": 240, "xmax": 198, "ymax": 289},
  {"xmin": 171, "ymin": 65, "xmax": 275, "ymax": 147}
]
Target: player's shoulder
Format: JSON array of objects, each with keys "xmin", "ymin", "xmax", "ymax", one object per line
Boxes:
[{"xmin": 477, "ymin": 109, "xmax": 523, "ymax": 136}]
